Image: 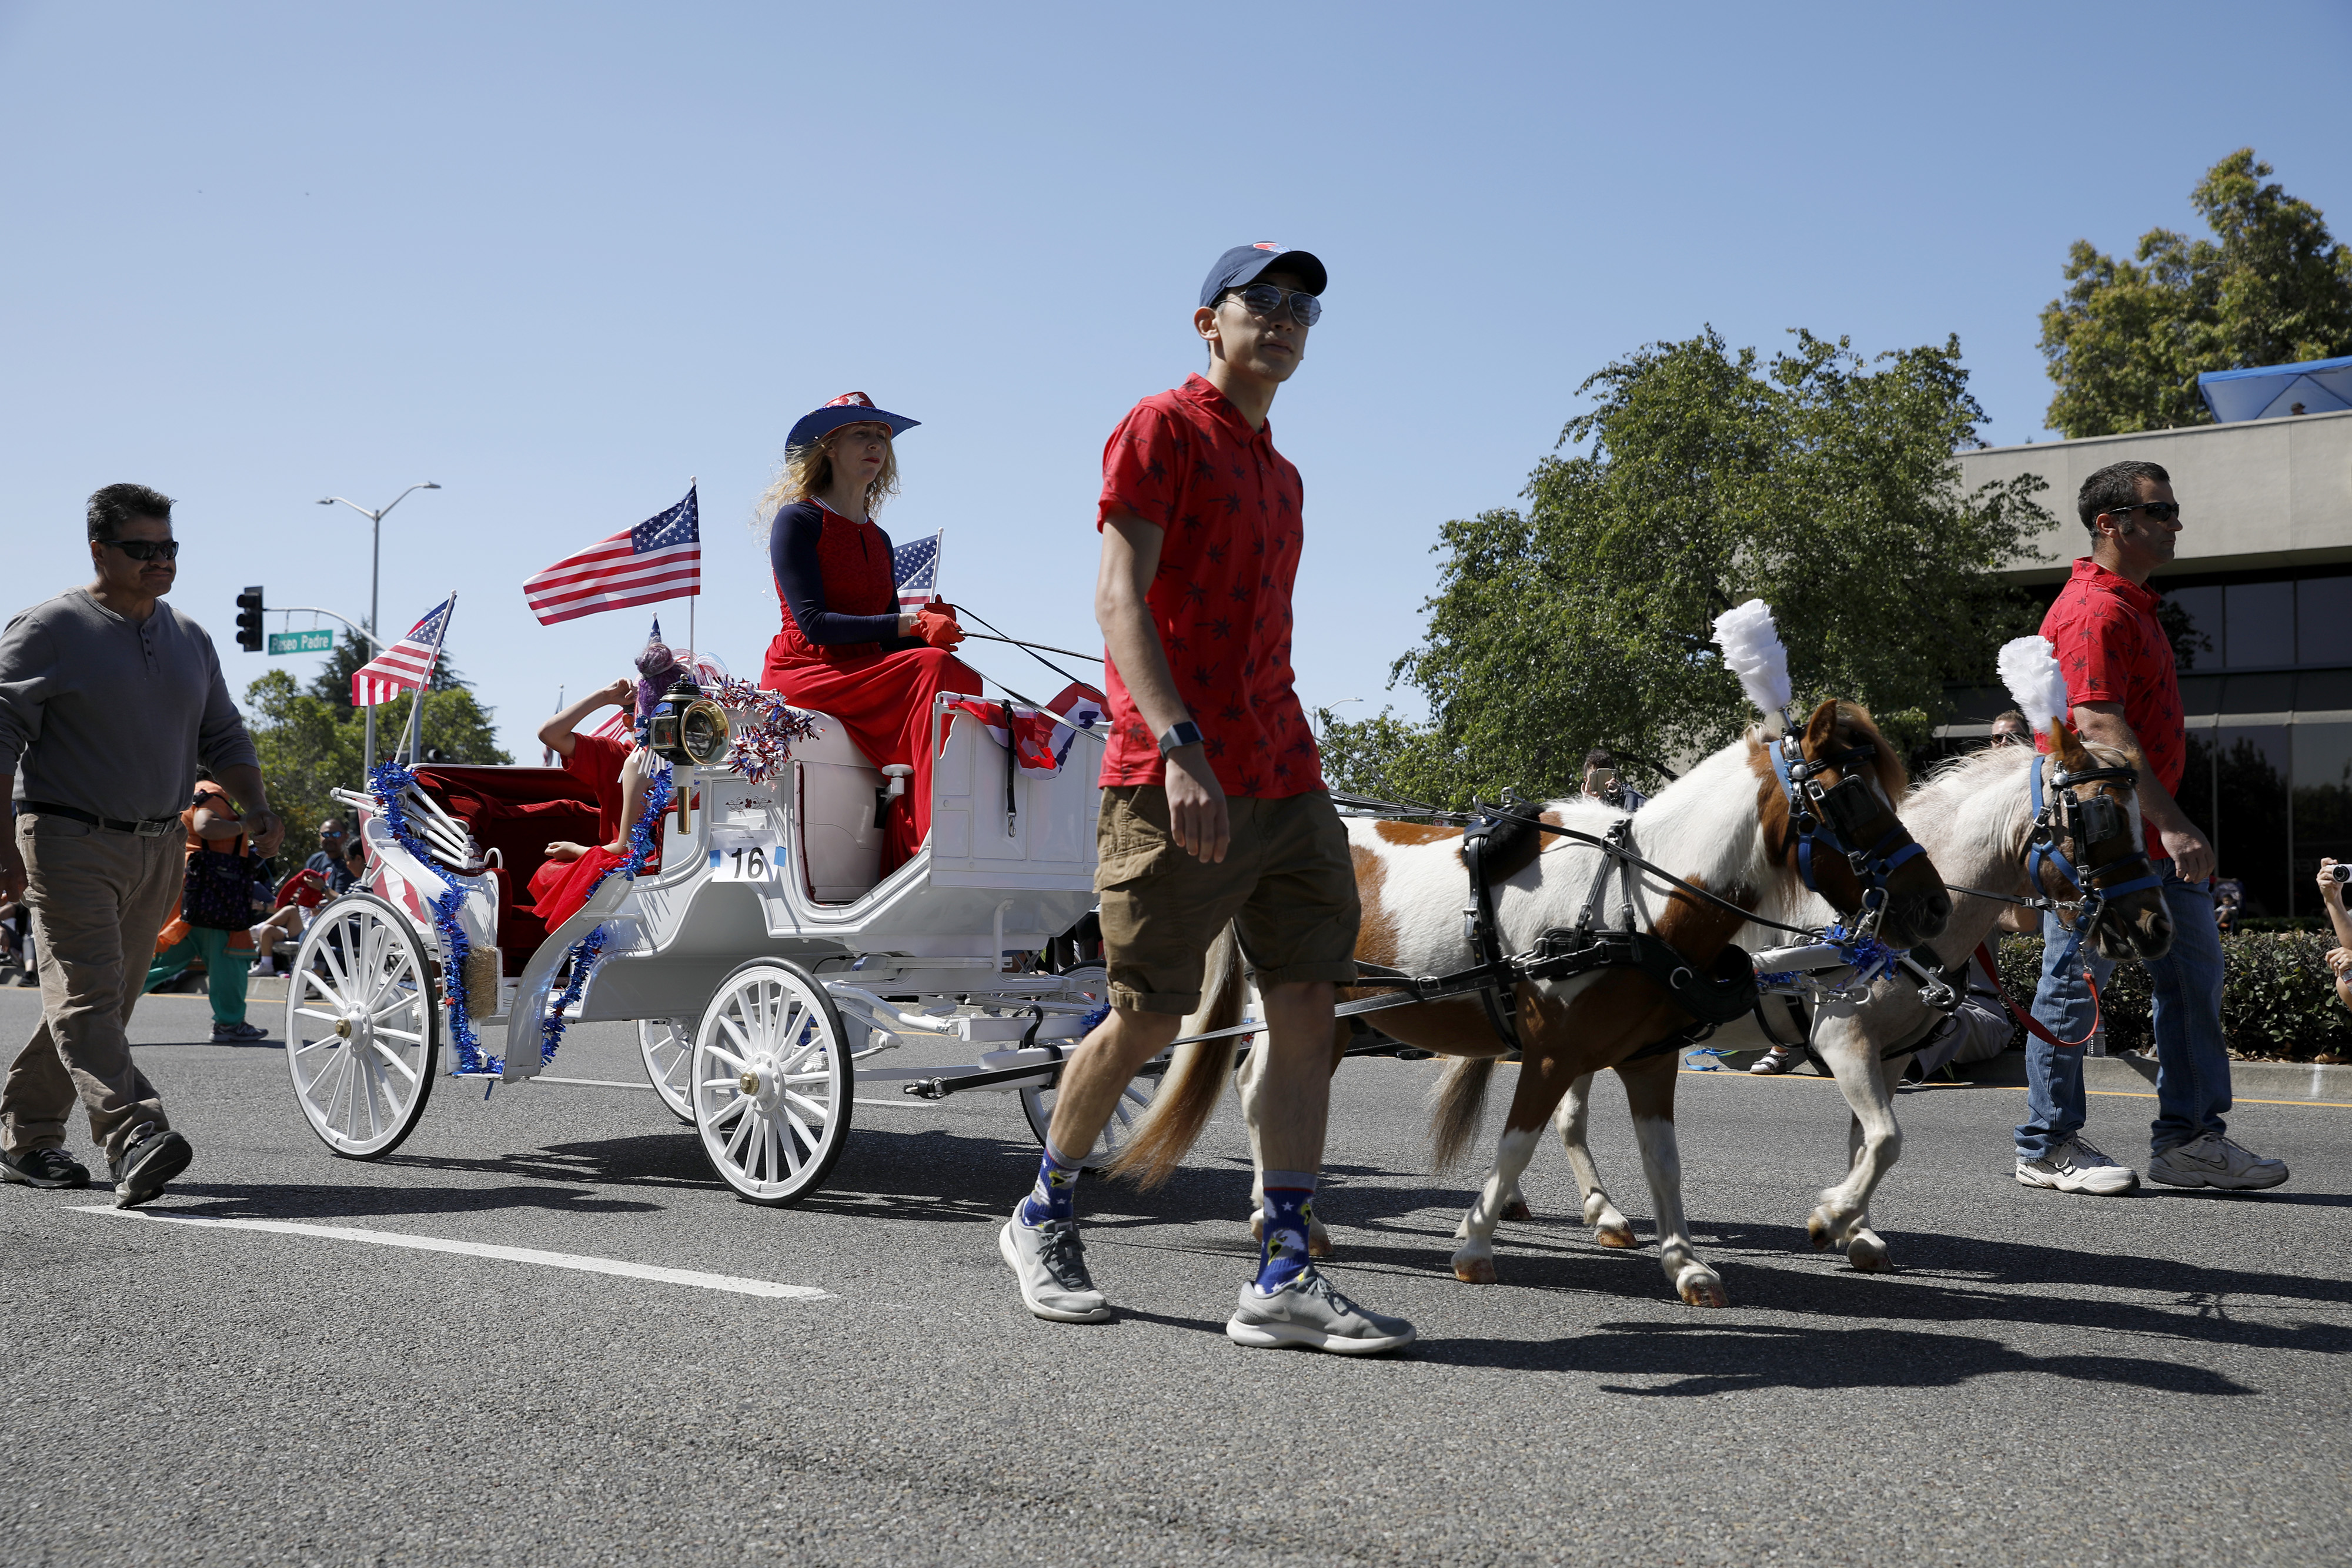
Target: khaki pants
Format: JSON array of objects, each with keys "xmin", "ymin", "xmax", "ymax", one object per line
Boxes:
[{"xmin": 2, "ymin": 812, "xmax": 183, "ymax": 1163}]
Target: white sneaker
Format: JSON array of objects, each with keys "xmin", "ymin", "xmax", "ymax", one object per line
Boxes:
[
  {"xmin": 2016, "ymin": 1135, "xmax": 2137, "ymax": 1195},
  {"xmin": 1226, "ymin": 1268, "xmax": 1416, "ymax": 1355},
  {"xmin": 997, "ymin": 1212, "xmax": 1112, "ymax": 1323},
  {"xmin": 2148, "ymin": 1134, "xmax": 2289, "ymax": 1191}
]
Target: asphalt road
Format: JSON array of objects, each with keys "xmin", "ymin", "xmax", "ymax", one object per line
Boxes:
[{"xmin": 3, "ymin": 983, "xmax": 2348, "ymax": 1567}]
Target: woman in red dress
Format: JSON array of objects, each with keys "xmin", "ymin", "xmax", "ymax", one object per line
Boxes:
[{"xmin": 759, "ymin": 392, "xmax": 979, "ymax": 873}]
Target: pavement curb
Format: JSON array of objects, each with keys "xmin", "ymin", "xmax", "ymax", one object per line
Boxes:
[{"xmin": 1714, "ymin": 1045, "xmax": 2352, "ymax": 1102}]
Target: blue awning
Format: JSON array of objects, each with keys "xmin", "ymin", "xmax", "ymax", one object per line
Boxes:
[{"xmin": 2197, "ymin": 355, "xmax": 2352, "ymax": 423}]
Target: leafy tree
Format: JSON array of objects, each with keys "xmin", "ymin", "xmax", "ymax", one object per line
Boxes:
[
  {"xmin": 244, "ymin": 641, "xmax": 510, "ymax": 857},
  {"xmin": 2040, "ymin": 149, "xmax": 2352, "ymax": 437},
  {"xmin": 1324, "ymin": 327, "xmax": 2054, "ymax": 809}
]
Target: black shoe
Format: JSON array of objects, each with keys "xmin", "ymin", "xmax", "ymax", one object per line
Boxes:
[
  {"xmin": 109, "ymin": 1128, "xmax": 192, "ymax": 1209},
  {"xmin": 0, "ymin": 1145, "xmax": 91, "ymax": 1189}
]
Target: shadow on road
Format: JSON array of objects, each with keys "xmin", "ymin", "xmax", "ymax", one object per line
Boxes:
[{"xmin": 1406, "ymin": 1319, "xmax": 2257, "ymax": 1396}]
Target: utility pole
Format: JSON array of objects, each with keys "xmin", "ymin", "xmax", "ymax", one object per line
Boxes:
[{"xmin": 317, "ymin": 482, "xmax": 440, "ymax": 773}]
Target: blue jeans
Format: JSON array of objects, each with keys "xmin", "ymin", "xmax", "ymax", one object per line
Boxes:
[{"xmin": 2017, "ymin": 862, "xmax": 2232, "ymax": 1160}]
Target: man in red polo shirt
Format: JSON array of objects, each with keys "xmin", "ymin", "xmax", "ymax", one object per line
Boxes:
[
  {"xmin": 995, "ymin": 244, "xmax": 1412, "ymax": 1355},
  {"xmin": 2022, "ymin": 459, "xmax": 2288, "ymax": 1194}
]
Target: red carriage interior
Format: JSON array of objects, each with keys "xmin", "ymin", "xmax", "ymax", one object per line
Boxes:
[{"xmin": 413, "ymin": 765, "xmax": 603, "ymax": 975}]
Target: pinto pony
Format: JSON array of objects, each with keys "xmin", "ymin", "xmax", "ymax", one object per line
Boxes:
[{"xmin": 1110, "ymin": 697, "xmax": 1953, "ymax": 1307}]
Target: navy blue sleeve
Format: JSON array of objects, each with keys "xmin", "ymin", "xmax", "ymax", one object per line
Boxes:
[{"xmin": 769, "ymin": 503, "xmax": 903, "ymax": 647}]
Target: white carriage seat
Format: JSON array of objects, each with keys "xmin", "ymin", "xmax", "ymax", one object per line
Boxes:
[{"xmin": 788, "ymin": 710, "xmax": 890, "ymax": 902}]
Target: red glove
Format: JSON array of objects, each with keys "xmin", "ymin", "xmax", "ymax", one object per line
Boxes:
[{"xmin": 913, "ymin": 605, "xmax": 964, "ymax": 651}]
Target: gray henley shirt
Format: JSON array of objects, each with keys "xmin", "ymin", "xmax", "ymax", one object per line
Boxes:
[{"xmin": 0, "ymin": 587, "xmax": 260, "ymax": 823}]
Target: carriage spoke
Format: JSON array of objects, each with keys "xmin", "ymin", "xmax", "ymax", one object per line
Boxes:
[
  {"xmin": 368, "ymin": 1039, "xmax": 420, "ymax": 1085},
  {"xmin": 292, "ymin": 1007, "xmax": 344, "ymax": 1027},
  {"xmin": 725, "ymin": 1106, "xmax": 759, "ymax": 1160},
  {"xmin": 764, "ymin": 1119, "xmax": 784, "ymax": 1181},
  {"xmin": 781, "ymin": 1089, "xmax": 830, "ymax": 1121},
  {"xmin": 716, "ymin": 1015, "xmax": 754, "ymax": 1059},
  {"xmin": 373, "ymin": 1025, "xmax": 423, "ymax": 1045},
  {"xmin": 704, "ymin": 1043, "xmax": 748, "ymax": 1074}
]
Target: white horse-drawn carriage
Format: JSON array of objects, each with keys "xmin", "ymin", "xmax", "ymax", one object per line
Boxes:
[{"xmin": 280, "ymin": 687, "xmax": 1137, "ymax": 1205}]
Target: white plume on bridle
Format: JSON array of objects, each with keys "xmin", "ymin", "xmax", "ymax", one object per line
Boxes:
[
  {"xmin": 1711, "ymin": 599, "xmax": 1793, "ymax": 725},
  {"xmin": 1996, "ymin": 634, "xmax": 2073, "ymax": 737}
]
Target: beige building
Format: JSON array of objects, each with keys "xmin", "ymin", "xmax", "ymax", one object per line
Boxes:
[{"xmin": 1948, "ymin": 404, "xmax": 2352, "ymax": 915}]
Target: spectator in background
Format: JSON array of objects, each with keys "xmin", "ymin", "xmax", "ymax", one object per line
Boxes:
[
  {"xmin": 1987, "ymin": 710, "xmax": 2033, "ymax": 749},
  {"xmin": 2316, "ymin": 860, "xmax": 2352, "ymax": 1013},
  {"xmin": 2021, "ymin": 460, "xmax": 2286, "ymax": 1195},
  {"xmin": 1580, "ymin": 750, "xmax": 1647, "ymax": 813},
  {"xmin": 0, "ymin": 483, "xmax": 282, "ymax": 1205},
  {"xmin": 144, "ymin": 767, "xmax": 272, "ymax": 1041},
  {"xmin": 306, "ymin": 818, "xmax": 353, "ymax": 894}
]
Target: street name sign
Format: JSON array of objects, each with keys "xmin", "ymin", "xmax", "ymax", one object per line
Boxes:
[{"xmin": 268, "ymin": 629, "xmax": 336, "ymax": 655}]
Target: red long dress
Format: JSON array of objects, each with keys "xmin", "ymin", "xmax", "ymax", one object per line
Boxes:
[
  {"xmin": 526, "ymin": 733, "xmax": 660, "ymax": 930},
  {"xmin": 760, "ymin": 499, "xmax": 980, "ymax": 873}
]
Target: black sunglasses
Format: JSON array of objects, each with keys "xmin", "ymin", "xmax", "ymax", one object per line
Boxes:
[
  {"xmin": 2107, "ymin": 502, "xmax": 2181, "ymax": 523},
  {"xmin": 1222, "ymin": 283, "xmax": 1322, "ymax": 327},
  {"xmin": 99, "ymin": 537, "xmax": 181, "ymax": 561}
]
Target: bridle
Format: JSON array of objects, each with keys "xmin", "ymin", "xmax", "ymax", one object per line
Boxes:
[
  {"xmin": 2029, "ymin": 753, "xmax": 2163, "ymax": 951},
  {"xmin": 1768, "ymin": 733, "xmax": 1929, "ymax": 937}
]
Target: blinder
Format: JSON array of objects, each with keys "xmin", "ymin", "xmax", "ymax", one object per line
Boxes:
[{"xmin": 1769, "ymin": 735, "xmax": 1926, "ymax": 924}]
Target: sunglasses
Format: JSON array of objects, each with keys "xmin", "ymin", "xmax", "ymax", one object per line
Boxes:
[
  {"xmin": 1223, "ymin": 283, "xmax": 1322, "ymax": 327},
  {"xmin": 2108, "ymin": 502, "xmax": 2181, "ymax": 523},
  {"xmin": 1989, "ymin": 731, "xmax": 2029, "ymax": 747},
  {"xmin": 99, "ymin": 537, "xmax": 181, "ymax": 561}
]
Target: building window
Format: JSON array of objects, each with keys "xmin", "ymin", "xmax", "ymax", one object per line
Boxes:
[{"xmin": 2299, "ymin": 578, "xmax": 2352, "ymax": 668}]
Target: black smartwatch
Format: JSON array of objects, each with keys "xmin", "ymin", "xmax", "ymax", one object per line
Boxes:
[{"xmin": 1156, "ymin": 720, "xmax": 1204, "ymax": 756}]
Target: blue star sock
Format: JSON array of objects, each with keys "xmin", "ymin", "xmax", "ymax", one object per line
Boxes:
[
  {"xmin": 1017, "ymin": 1138, "xmax": 1085, "ymax": 1228},
  {"xmin": 1254, "ymin": 1170, "xmax": 1318, "ymax": 1294}
]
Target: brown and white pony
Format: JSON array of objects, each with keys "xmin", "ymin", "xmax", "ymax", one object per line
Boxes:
[
  {"xmin": 1110, "ymin": 698, "xmax": 1953, "ymax": 1307},
  {"xmin": 1551, "ymin": 720, "xmax": 2174, "ymax": 1276}
]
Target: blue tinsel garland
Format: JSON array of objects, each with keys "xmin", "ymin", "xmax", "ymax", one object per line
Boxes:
[
  {"xmin": 1826, "ymin": 922, "xmax": 1899, "ymax": 983},
  {"xmin": 368, "ymin": 761, "xmax": 495, "ymax": 1075},
  {"xmin": 536, "ymin": 767, "xmax": 675, "ymax": 1068}
]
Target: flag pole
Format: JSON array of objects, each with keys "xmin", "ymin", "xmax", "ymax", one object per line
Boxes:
[
  {"xmin": 686, "ymin": 478, "xmax": 697, "ymax": 676},
  {"xmin": 403, "ymin": 593, "xmax": 457, "ymax": 767}
]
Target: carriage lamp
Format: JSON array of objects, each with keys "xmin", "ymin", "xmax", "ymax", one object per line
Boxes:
[{"xmin": 646, "ymin": 680, "xmax": 732, "ymax": 768}]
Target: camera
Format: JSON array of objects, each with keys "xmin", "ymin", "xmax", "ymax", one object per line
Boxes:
[{"xmin": 2329, "ymin": 864, "xmax": 2352, "ymax": 884}]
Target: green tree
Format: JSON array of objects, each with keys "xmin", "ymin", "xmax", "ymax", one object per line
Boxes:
[
  {"xmin": 1326, "ymin": 327, "xmax": 2053, "ymax": 809},
  {"xmin": 2040, "ymin": 149, "xmax": 2352, "ymax": 437},
  {"xmin": 245, "ymin": 640, "xmax": 510, "ymax": 856}
]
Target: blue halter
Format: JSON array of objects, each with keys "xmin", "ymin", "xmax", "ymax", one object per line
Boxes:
[{"xmin": 1769, "ymin": 734, "xmax": 1927, "ymax": 921}]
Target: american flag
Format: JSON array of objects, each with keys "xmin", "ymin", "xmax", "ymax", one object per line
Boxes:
[
  {"xmin": 351, "ymin": 596, "xmax": 454, "ymax": 707},
  {"xmin": 523, "ymin": 485, "xmax": 701, "ymax": 626},
  {"xmin": 894, "ymin": 529, "xmax": 943, "ymax": 609}
]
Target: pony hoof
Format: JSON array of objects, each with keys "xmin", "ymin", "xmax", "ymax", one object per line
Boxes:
[
  {"xmin": 1452, "ymin": 1255, "xmax": 1499, "ymax": 1285},
  {"xmin": 1678, "ymin": 1273, "xmax": 1730, "ymax": 1308},
  {"xmin": 1501, "ymin": 1198, "xmax": 1534, "ymax": 1223},
  {"xmin": 1805, "ymin": 1208, "xmax": 1835, "ymax": 1251},
  {"xmin": 1593, "ymin": 1223, "xmax": 1638, "ymax": 1249},
  {"xmin": 1847, "ymin": 1238, "xmax": 1892, "ymax": 1273}
]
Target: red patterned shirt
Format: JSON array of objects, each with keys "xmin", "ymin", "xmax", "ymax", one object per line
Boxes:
[
  {"xmin": 2039, "ymin": 556, "xmax": 2186, "ymax": 859},
  {"xmin": 1095, "ymin": 374, "xmax": 1321, "ymax": 797}
]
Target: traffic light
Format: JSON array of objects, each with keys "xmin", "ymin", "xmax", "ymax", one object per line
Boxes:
[{"xmin": 235, "ymin": 587, "xmax": 265, "ymax": 653}]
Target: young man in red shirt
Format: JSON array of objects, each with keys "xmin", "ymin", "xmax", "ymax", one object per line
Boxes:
[
  {"xmin": 2022, "ymin": 460, "xmax": 2288, "ymax": 1193},
  {"xmin": 997, "ymin": 244, "xmax": 1414, "ymax": 1354}
]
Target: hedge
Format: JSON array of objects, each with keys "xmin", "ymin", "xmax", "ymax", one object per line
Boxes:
[{"xmin": 1992, "ymin": 930, "xmax": 2352, "ymax": 1063}]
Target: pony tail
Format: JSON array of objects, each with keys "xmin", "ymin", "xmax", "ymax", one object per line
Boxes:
[
  {"xmin": 1429, "ymin": 1055, "xmax": 1498, "ymax": 1171},
  {"xmin": 1105, "ymin": 922, "xmax": 1244, "ymax": 1190}
]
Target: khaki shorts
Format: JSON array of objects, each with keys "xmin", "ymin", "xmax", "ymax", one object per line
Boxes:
[{"xmin": 1094, "ymin": 785, "xmax": 1360, "ymax": 1014}]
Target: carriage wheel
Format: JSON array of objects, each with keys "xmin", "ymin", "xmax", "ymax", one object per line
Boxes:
[
  {"xmin": 1017, "ymin": 966, "xmax": 1153, "ymax": 1171},
  {"xmin": 639, "ymin": 1017, "xmax": 695, "ymax": 1124},
  {"xmin": 283, "ymin": 892, "xmax": 439, "ymax": 1160},
  {"xmin": 689, "ymin": 958, "xmax": 854, "ymax": 1206}
]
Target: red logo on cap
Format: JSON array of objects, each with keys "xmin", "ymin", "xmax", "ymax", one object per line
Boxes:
[
  {"xmin": 1252, "ymin": 242, "xmax": 1280, "ymax": 252},
  {"xmin": 824, "ymin": 391, "xmax": 876, "ymax": 409}
]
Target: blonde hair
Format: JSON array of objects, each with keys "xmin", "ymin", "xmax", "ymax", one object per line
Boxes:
[{"xmin": 753, "ymin": 424, "xmax": 901, "ymax": 527}]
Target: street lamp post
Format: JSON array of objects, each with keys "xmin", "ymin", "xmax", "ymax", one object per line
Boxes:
[{"xmin": 318, "ymin": 483, "xmax": 440, "ymax": 773}]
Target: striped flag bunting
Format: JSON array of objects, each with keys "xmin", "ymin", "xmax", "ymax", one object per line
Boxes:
[
  {"xmin": 351, "ymin": 596, "xmax": 455, "ymax": 708},
  {"xmin": 524, "ymin": 484, "xmax": 701, "ymax": 626}
]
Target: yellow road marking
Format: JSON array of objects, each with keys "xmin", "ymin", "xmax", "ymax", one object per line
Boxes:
[{"xmin": 1679, "ymin": 1068, "xmax": 2352, "ymax": 1109}]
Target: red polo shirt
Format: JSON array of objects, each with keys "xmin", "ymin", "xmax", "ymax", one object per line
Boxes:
[
  {"xmin": 1095, "ymin": 374, "xmax": 1321, "ymax": 797},
  {"xmin": 2038, "ymin": 556, "xmax": 2187, "ymax": 860}
]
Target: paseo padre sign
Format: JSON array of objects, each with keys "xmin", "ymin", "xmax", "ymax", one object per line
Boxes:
[{"xmin": 268, "ymin": 629, "xmax": 336, "ymax": 655}]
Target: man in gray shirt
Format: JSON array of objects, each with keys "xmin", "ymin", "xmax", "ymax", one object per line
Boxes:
[{"xmin": 0, "ymin": 484, "xmax": 282, "ymax": 1206}]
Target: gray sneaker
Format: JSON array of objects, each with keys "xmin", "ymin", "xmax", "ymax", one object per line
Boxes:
[
  {"xmin": 998, "ymin": 1213, "xmax": 1112, "ymax": 1323},
  {"xmin": 2016, "ymin": 1135, "xmax": 2137, "ymax": 1195},
  {"xmin": 1227, "ymin": 1268, "xmax": 1416, "ymax": 1355},
  {"xmin": 2149, "ymin": 1134, "xmax": 2288, "ymax": 1191}
]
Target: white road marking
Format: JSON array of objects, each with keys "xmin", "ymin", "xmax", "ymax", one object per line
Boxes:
[{"xmin": 73, "ymin": 1206, "xmax": 833, "ymax": 1299}]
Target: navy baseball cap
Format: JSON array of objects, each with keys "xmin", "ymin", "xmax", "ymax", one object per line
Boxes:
[
  {"xmin": 786, "ymin": 390, "xmax": 920, "ymax": 454},
  {"xmin": 1199, "ymin": 243, "xmax": 1328, "ymax": 309}
]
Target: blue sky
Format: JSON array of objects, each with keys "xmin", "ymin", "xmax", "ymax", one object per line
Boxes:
[{"xmin": 5, "ymin": 2, "xmax": 2348, "ymax": 757}]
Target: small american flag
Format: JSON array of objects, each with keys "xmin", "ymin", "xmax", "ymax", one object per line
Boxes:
[
  {"xmin": 524, "ymin": 485, "xmax": 701, "ymax": 626},
  {"xmin": 894, "ymin": 529, "xmax": 943, "ymax": 609},
  {"xmin": 352, "ymin": 596, "xmax": 454, "ymax": 707}
]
